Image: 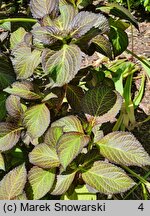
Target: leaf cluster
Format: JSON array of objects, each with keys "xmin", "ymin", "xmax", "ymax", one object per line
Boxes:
[{"xmin": 0, "ymin": 0, "xmax": 150, "ymax": 200}]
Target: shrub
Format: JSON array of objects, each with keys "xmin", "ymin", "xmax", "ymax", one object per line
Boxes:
[{"xmin": 0, "ymin": 0, "xmax": 150, "ymax": 200}]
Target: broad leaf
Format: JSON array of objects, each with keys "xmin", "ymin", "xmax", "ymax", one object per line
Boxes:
[
  {"xmin": 10, "ymin": 27, "xmax": 27, "ymax": 49},
  {"xmin": 0, "ymin": 164, "xmax": 27, "ymax": 200},
  {"xmin": 90, "ymin": 35, "xmax": 113, "ymax": 59},
  {"xmin": 44, "ymin": 127, "xmax": 63, "ymax": 148},
  {"xmin": 4, "ymin": 81, "xmax": 41, "ymax": 100},
  {"xmin": 0, "ymin": 92, "xmax": 7, "ymax": 121},
  {"xmin": 64, "ymin": 0, "xmax": 92, "ymax": 8},
  {"xmin": 0, "ymin": 123, "xmax": 22, "ymax": 151},
  {"xmin": 77, "ymin": 0, "xmax": 93, "ymax": 8},
  {"xmin": 6, "ymin": 95, "xmax": 22, "ymax": 118},
  {"xmin": 0, "ymin": 56, "xmax": 15, "ymax": 90},
  {"xmin": 81, "ymin": 86, "xmax": 123, "ymax": 126},
  {"xmin": 92, "ymin": 125, "xmax": 104, "ymax": 143},
  {"xmin": 82, "ymin": 161, "xmax": 135, "ymax": 194},
  {"xmin": 57, "ymin": 132, "xmax": 90, "ymax": 169},
  {"xmin": 0, "ymin": 22, "xmax": 11, "ymax": 31},
  {"xmin": 0, "ymin": 32, "xmax": 8, "ymax": 43},
  {"xmin": 30, "ymin": 0, "xmax": 58, "ymax": 18},
  {"xmin": 13, "ymin": 192, "xmax": 27, "ymax": 200},
  {"xmin": 92, "ymin": 91, "xmax": 122, "ymax": 125},
  {"xmin": 51, "ymin": 172, "xmax": 76, "ymax": 195},
  {"xmin": 0, "ymin": 152, "xmax": 5, "ymax": 171},
  {"xmin": 70, "ymin": 12, "xmax": 109, "ymax": 38},
  {"xmin": 61, "ymin": 185, "xmax": 97, "ymax": 200},
  {"xmin": 51, "ymin": 115, "xmax": 84, "ymax": 133},
  {"xmin": 99, "ymin": 3, "xmax": 138, "ymax": 30},
  {"xmin": 42, "ymin": 15, "xmax": 54, "ymax": 26},
  {"xmin": 42, "ymin": 92, "xmax": 57, "ymax": 102},
  {"xmin": 56, "ymin": 4, "xmax": 76, "ymax": 30},
  {"xmin": 31, "ymin": 26, "xmax": 61, "ymax": 45},
  {"xmin": 28, "ymin": 166, "xmax": 56, "ymax": 200},
  {"xmin": 29, "ymin": 143, "xmax": 60, "ymax": 168},
  {"xmin": 23, "ymin": 104, "xmax": 50, "ymax": 139},
  {"xmin": 66, "ymin": 85, "xmax": 85, "ymax": 112},
  {"xmin": 96, "ymin": 132, "xmax": 150, "ymax": 166},
  {"xmin": 11, "ymin": 43, "xmax": 41, "ymax": 79},
  {"xmin": 42, "ymin": 44, "xmax": 82, "ymax": 87},
  {"xmin": 109, "ymin": 26, "xmax": 128, "ymax": 57}
]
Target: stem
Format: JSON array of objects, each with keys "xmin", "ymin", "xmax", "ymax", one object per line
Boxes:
[
  {"xmin": 127, "ymin": 0, "xmax": 134, "ymax": 60},
  {"xmin": 112, "ymin": 113, "xmax": 123, "ymax": 131},
  {"xmin": 0, "ymin": 18, "xmax": 37, "ymax": 24},
  {"xmin": 137, "ymin": 116, "xmax": 150, "ymax": 127},
  {"xmin": 124, "ymin": 170, "xmax": 150, "ymax": 199},
  {"xmin": 126, "ymin": 49, "xmax": 150, "ymax": 69},
  {"xmin": 142, "ymin": 183, "xmax": 148, "ymax": 200},
  {"xmin": 122, "ymin": 165, "xmax": 148, "ymax": 184}
]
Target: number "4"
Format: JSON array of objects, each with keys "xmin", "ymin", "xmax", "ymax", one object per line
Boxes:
[{"xmin": 138, "ymin": 203, "xmax": 144, "ymax": 211}]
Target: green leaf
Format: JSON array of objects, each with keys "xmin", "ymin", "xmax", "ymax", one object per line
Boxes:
[
  {"xmin": 10, "ymin": 27, "xmax": 27, "ymax": 49},
  {"xmin": 141, "ymin": 59, "xmax": 150, "ymax": 78},
  {"xmin": 81, "ymin": 86, "xmax": 123, "ymax": 126},
  {"xmin": 57, "ymin": 132, "xmax": 90, "ymax": 169},
  {"xmin": 29, "ymin": 143, "xmax": 60, "ymax": 168},
  {"xmin": 92, "ymin": 125, "xmax": 104, "ymax": 143},
  {"xmin": 109, "ymin": 17, "xmax": 130, "ymax": 31},
  {"xmin": 107, "ymin": 3, "xmax": 138, "ymax": 29},
  {"xmin": 12, "ymin": 43, "xmax": 41, "ymax": 79},
  {"xmin": 42, "ymin": 44, "xmax": 82, "ymax": 87},
  {"xmin": 70, "ymin": 12, "xmax": 109, "ymax": 38},
  {"xmin": 0, "ymin": 32, "xmax": 8, "ymax": 43},
  {"xmin": 109, "ymin": 26, "xmax": 128, "ymax": 57},
  {"xmin": 0, "ymin": 152, "xmax": 5, "ymax": 171},
  {"xmin": 61, "ymin": 185, "xmax": 97, "ymax": 200},
  {"xmin": 6, "ymin": 95, "xmax": 22, "ymax": 118},
  {"xmin": 4, "ymin": 81, "xmax": 41, "ymax": 100},
  {"xmin": 42, "ymin": 92, "xmax": 57, "ymax": 102},
  {"xmin": 31, "ymin": 26, "xmax": 60, "ymax": 45},
  {"xmin": 63, "ymin": 0, "xmax": 93, "ymax": 8},
  {"xmin": 28, "ymin": 166, "xmax": 56, "ymax": 200},
  {"xmin": 133, "ymin": 74, "xmax": 145, "ymax": 108},
  {"xmin": 57, "ymin": 4, "xmax": 77, "ymax": 30},
  {"xmin": 77, "ymin": 0, "xmax": 93, "ymax": 8},
  {"xmin": 90, "ymin": 35, "xmax": 113, "ymax": 59},
  {"xmin": 82, "ymin": 161, "xmax": 135, "ymax": 194},
  {"xmin": 0, "ymin": 164, "xmax": 27, "ymax": 200},
  {"xmin": 51, "ymin": 115, "xmax": 84, "ymax": 133},
  {"xmin": 0, "ymin": 123, "xmax": 22, "ymax": 152},
  {"xmin": 9, "ymin": 148, "xmax": 25, "ymax": 168},
  {"xmin": 145, "ymin": 182, "xmax": 150, "ymax": 195},
  {"xmin": 13, "ymin": 192, "xmax": 27, "ymax": 200},
  {"xmin": 0, "ymin": 56, "xmax": 15, "ymax": 90},
  {"xmin": 51, "ymin": 171, "xmax": 76, "ymax": 195},
  {"xmin": 66, "ymin": 85, "xmax": 84, "ymax": 112},
  {"xmin": 82, "ymin": 86, "xmax": 116, "ymax": 116},
  {"xmin": 44, "ymin": 127, "xmax": 63, "ymax": 148},
  {"xmin": 96, "ymin": 132, "xmax": 150, "ymax": 166},
  {"xmin": 0, "ymin": 92, "xmax": 7, "ymax": 121},
  {"xmin": 30, "ymin": 0, "xmax": 58, "ymax": 18},
  {"xmin": 23, "ymin": 104, "xmax": 50, "ymax": 139},
  {"xmin": 0, "ymin": 22, "xmax": 11, "ymax": 31}
]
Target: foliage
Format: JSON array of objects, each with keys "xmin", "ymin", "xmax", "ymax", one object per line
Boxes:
[
  {"xmin": 0, "ymin": 0, "xmax": 150, "ymax": 200},
  {"xmin": 108, "ymin": 0, "xmax": 150, "ymax": 12}
]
